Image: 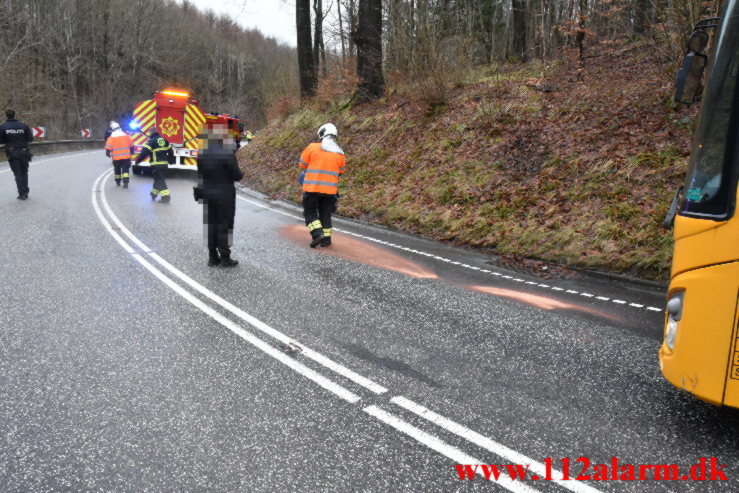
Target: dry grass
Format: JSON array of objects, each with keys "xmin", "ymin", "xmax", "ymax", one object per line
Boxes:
[{"xmin": 239, "ymin": 43, "xmax": 697, "ymax": 281}]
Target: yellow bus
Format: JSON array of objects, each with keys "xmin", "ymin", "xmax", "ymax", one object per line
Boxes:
[{"xmin": 659, "ymin": 0, "xmax": 739, "ymax": 406}]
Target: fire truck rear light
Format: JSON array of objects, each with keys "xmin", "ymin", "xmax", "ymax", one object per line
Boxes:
[{"xmin": 162, "ymin": 90, "xmax": 189, "ymax": 98}]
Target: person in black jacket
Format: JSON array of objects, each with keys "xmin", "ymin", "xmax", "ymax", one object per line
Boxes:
[
  {"xmin": 134, "ymin": 129, "xmax": 175, "ymax": 202},
  {"xmin": 0, "ymin": 109, "xmax": 34, "ymax": 200},
  {"xmin": 195, "ymin": 124, "xmax": 244, "ymax": 267}
]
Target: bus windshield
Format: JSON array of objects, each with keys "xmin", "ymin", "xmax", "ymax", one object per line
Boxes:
[{"xmin": 681, "ymin": 0, "xmax": 739, "ymax": 219}]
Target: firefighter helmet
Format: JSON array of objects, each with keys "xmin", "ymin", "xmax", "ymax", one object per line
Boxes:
[
  {"xmin": 317, "ymin": 123, "xmax": 337, "ymax": 139},
  {"xmin": 110, "ymin": 121, "xmax": 120, "ymax": 130}
]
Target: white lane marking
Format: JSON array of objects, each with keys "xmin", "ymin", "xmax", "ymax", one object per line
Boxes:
[
  {"xmin": 100, "ymin": 171, "xmax": 387, "ymax": 395},
  {"xmin": 98, "ymin": 170, "xmax": 549, "ymax": 482},
  {"xmin": 0, "ymin": 150, "xmax": 98, "ymax": 173},
  {"xmin": 92, "ymin": 171, "xmax": 360, "ymax": 404},
  {"xmin": 391, "ymin": 397, "xmax": 603, "ymax": 493},
  {"xmin": 612, "ymin": 300, "xmax": 626, "ymax": 305},
  {"xmin": 236, "ymin": 195, "xmax": 662, "ymax": 314},
  {"xmin": 91, "ymin": 173, "xmax": 135, "ymax": 254},
  {"xmin": 647, "ymin": 306, "xmax": 662, "ymax": 312},
  {"xmin": 98, "ymin": 171, "xmax": 601, "ymax": 490},
  {"xmin": 364, "ymin": 406, "xmax": 540, "ymax": 493}
]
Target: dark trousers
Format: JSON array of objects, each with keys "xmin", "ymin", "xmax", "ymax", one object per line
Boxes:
[
  {"xmin": 9, "ymin": 157, "xmax": 29, "ymax": 195},
  {"xmin": 113, "ymin": 159, "xmax": 131, "ymax": 183},
  {"xmin": 204, "ymin": 193, "xmax": 236, "ymax": 250},
  {"xmin": 303, "ymin": 192, "xmax": 336, "ymax": 231},
  {"xmin": 151, "ymin": 165, "xmax": 169, "ymax": 195}
]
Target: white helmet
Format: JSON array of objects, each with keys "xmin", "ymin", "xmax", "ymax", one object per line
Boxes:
[
  {"xmin": 110, "ymin": 121, "xmax": 120, "ymax": 130},
  {"xmin": 317, "ymin": 123, "xmax": 337, "ymax": 139}
]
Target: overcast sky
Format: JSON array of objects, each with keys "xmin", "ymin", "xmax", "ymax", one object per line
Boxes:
[{"xmin": 187, "ymin": 0, "xmax": 296, "ymax": 46}]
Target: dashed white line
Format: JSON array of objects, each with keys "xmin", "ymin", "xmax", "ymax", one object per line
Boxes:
[
  {"xmin": 236, "ymin": 195, "xmax": 662, "ymax": 314},
  {"xmin": 95, "ymin": 171, "xmax": 597, "ymax": 492}
]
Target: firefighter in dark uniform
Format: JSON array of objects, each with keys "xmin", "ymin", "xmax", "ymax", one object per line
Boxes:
[
  {"xmin": 134, "ymin": 129, "xmax": 174, "ymax": 202},
  {"xmin": 194, "ymin": 123, "xmax": 244, "ymax": 267},
  {"xmin": 0, "ymin": 109, "xmax": 34, "ymax": 200}
]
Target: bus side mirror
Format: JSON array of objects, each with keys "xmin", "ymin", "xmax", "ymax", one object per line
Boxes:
[
  {"xmin": 674, "ymin": 53, "xmax": 707, "ymax": 104},
  {"xmin": 663, "ymin": 186, "xmax": 683, "ymax": 229}
]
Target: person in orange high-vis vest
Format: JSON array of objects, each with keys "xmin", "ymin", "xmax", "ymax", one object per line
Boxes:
[
  {"xmin": 299, "ymin": 123, "xmax": 346, "ymax": 248},
  {"xmin": 104, "ymin": 121, "xmax": 134, "ymax": 188}
]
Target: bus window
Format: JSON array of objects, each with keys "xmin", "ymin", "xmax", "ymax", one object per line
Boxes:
[{"xmin": 681, "ymin": 15, "xmax": 739, "ymax": 219}]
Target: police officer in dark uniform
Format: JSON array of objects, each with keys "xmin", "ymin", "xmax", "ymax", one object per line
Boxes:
[
  {"xmin": 0, "ymin": 109, "xmax": 34, "ymax": 200},
  {"xmin": 194, "ymin": 124, "xmax": 244, "ymax": 267},
  {"xmin": 134, "ymin": 129, "xmax": 174, "ymax": 202}
]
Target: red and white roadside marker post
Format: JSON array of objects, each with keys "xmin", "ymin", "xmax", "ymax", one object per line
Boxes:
[
  {"xmin": 80, "ymin": 128, "xmax": 91, "ymax": 138},
  {"xmin": 32, "ymin": 126, "xmax": 45, "ymax": 138}
]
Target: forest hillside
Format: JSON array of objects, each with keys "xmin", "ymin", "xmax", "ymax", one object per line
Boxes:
[{"xmin": 237, "ymin": 42, "xmax": 698, "ymax": 281}]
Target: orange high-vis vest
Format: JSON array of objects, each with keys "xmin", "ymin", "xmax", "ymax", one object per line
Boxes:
[
  {"xmin": 299, "ymin": 142, "xmax": 346, "ymax": 194},
  {"xmin": 105, "ymin": 133, "xmax": 134, "ymax": 160}
]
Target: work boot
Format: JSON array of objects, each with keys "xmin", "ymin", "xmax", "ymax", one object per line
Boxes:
[
  {"xmin": 320, "ymin": 237, "xmax": 332, "ymax": 247},
  {"xmin": 207, "ymin": 248, "xmax": 220, "ymax": 267},
  {"xmin": 116, "ymin": 181, "xmax": 121, "ymax": 187},
  {"xmin": 309, "ymin": 229, "xmax": 324, "ymax": 248},
  {"xmin": 219, "ymin": 248, "xmax": 238, "ymax": 267},
  {"xmin": 160, "ymin": 195, "xmax": 171, "ymax": 203},
  {"xmin": 150, "ymin": 191, "xmax": 157, "ymax": 201},
  {"xmin": 123, "ymin": 182, "xmax": 129, "ymax": 189}
]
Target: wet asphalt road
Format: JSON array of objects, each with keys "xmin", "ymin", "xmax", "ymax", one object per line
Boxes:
[{"xmin": 1, "ymin": 151, "xmax": 738, "ymax": 493}]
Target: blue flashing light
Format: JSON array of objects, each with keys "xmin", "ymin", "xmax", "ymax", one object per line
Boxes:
[{"xmin": 129, "ymin": 120, "xmax": 139, "ymax": 130}]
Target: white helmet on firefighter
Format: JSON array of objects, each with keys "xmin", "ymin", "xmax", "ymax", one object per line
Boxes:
[
  {"xmin": 110, "ymin": 121, "xmax": 120, "ymax": 130},
  {"xmin": 317, "ymin": 123, "xmax": 337, "ymax": 139}
]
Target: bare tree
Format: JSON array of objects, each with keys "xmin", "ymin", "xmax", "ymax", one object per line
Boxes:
[
  {"xmin": 353, "ymin": 0, "xmax": 385, "ymax": 101},
  {"xmin": 297, "ymin": 0, "xmax": 317, "ymax": 97}
]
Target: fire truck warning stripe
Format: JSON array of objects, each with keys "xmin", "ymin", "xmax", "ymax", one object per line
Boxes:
[
  {"xmin": 139, "ymin": 107, "xmax": 156, "ymax": 122},
  {"xmin": 134, "ymin": 101, "xmax": 155, "ymax": 119},
  {"xmin": 134, "ymin": 100, "xmax": 155, "ymax": 114}
]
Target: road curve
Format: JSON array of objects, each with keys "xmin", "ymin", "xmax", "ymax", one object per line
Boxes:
[{"xmin": 1, "ymin": 152, "xmax": 738, "ymax": 492}]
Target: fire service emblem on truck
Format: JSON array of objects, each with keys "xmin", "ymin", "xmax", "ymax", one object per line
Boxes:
[{"xmin": 160, "ymin": 116, "xmax": 180, "ymax": 138}]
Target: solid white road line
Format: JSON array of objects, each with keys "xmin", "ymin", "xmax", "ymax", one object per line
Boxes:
[
  {"xmin": 391, "ymin": 396, "xmax": 603, "ymax": 493},
  {"xmin": 364, "ymin": 406, "xmax": 541, "ymax": 493},
  {"xmin": 99, "ymin": 170, "xmax": 388, "ymax": 395},
  {"xmin": 92, "ymin": 171, "xmax": 361, "ymax": 404},
  {"xmin": 94, "ymin": 169, "xmax": 603, "ymax": 492},
  {"xmin": 235, "ymin": 195, "xmax": 663, "ymax": 313}
]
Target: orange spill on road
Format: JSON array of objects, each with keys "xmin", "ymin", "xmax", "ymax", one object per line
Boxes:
[
  {"xmin": 469, "ymin": 285, "xmax": 620, "ymax": 321},
  {"xmin": 281, "ymin": 224, "xmax": 437, "ymax": 279}
]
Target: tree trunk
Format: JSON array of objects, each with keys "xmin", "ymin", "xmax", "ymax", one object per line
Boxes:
[
  {"xmin": 633, "ymin": 0, "xmax": 648, "ymax": 34},
  {"xmin": 296, "ymin": 0, "xmax": 316, "ymax": 98},
  {"xmin": 353, "ymin": 0, "xmax": 385, "ymax": 101},
  {"xmin": 511, "ymin": 0, "xmax": 527, "ymax": 61},
  {"xmin": 337, "ymin": 0, "xmax": 346, "ymax": 61},
  {"xmin": 313, "ymin": 0, "xmax": 324, "ymax": 77}
]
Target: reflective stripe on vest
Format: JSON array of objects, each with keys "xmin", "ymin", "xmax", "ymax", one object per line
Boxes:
[{"xmin": 144, "ymin": 143, "xmax": 171, "ymax": 165}]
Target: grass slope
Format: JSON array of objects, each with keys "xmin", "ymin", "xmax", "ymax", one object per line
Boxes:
[{"xmin": 237, "ymin": 46, "xmax": 697, "ymax": 280}]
